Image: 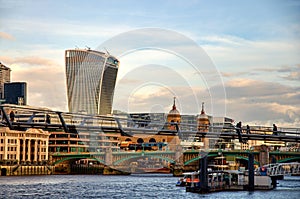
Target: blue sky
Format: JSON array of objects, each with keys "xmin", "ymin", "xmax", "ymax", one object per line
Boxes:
[{"xmin": 0, "ymin": 0, "xmax": 299, "ymax": 127}]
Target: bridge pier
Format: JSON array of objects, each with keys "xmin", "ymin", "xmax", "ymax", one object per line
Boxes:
[
  {"xmin": 248, "ymin": 152, "xmax": 255, "ymax": 191},
  {"xmin": 173, "ymin": 145, "xmax": 184, "ymax": 176},
  {"xmin": 105, "ymin": 148, "xmax": 113, "ymax": 166},
  {"xmin": 259, "ymin": 145, "xmax": 269, "ymax": 167},
  {"xmin": 199, "ymin": 155, "xmax": 209, "ymax": 193}
]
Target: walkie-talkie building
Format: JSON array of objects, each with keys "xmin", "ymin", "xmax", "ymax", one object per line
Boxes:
[{"xmin": 65, "ymin": 49, "xmax": 119, "ymax": 115}]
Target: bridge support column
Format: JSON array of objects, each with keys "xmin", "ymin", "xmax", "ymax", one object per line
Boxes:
[
  {"xmin": 259, "ymin": 145, "xmax": 269, "ymax": 167},
  {"xmin": 105, "ymin": 148, "xmax": 113, "ymax": 166},
  {"xmin": 199, "ymin": 155, "xmax": 209, "ymax": 193},
  {"xmin": 173, "ymin": 145, "xmax": 183, "ymax": 176},
  {"xmin": 248, "ymin": 152, "xmax": 254, "ymax": 191}
]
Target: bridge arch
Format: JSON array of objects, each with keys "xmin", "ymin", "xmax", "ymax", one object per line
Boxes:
[
  {"xmin": 184, "ymin": 154, "xmax": 259, "ymax": 166},
  {"xmin": 184, "ymin": 154, "xmax": 218, "ymax": 166},
  {"xmin": 52, "ymin": 156, "xmax": 106, "ymax": 165},
  {"xmin": 278, "ymin": 156, "xmax": 300, "ymax": 163},
  {"xmin": 113, "ymin": 154, "xmax": 175, "ymax": 166}
]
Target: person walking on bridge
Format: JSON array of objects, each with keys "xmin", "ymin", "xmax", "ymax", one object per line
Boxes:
[
  {"xmin": 236, "ymin": 121, "xmax": 243, "ymax": 142},
  {"xmin": 9, "ymin": 110, "xmax": 15, "ymax": 122},
  {"xmin": 273, "ymin": 124, "xmax": 278, "ymax": 135},
  {"xmin": 246, "ymin": 125, "xmax": 250, "ymax": 134}
]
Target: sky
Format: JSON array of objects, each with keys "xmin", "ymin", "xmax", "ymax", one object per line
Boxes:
[{"xmin": 0, "ymin": 0, "xmax": 299, "ymax": 127}]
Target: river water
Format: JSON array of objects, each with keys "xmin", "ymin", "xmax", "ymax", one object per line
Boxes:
[{"xmin": 0, "ymin": 174, "xmax": 299, "ymax": 199}]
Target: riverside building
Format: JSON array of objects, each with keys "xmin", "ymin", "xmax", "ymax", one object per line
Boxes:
[
  {"xmin": 0, "ymin": 127, "xmax": 53, "ymax": 176},
  {"xmin": 0, "ymin": 127, "xmax": 50, "ymax": 165},
  {"xmin": 65, "ymin": 48, "xmax": 119, "ymax": 115},
  {"xmin": 48, "ymin": 131, "xmax": 120, "ymax": 153}
]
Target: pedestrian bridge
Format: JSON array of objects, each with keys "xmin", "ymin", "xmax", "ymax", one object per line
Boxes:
[{"xmin": 1, "ymin": 104, "xmax": 300, "ymax": 143}]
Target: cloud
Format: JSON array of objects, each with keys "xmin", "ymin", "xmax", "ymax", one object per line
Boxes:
[
  {"xmin": 279, "ymin": 65, "xmax": 300, "ymax": 81},
  {"xmin": 201, "ymin": 35, "xmax": 300, "ymax": 71},
  {"xmin": 13, "ymin": 65, "xmax": 67, "ymax": 111},
  {"xmin": 2, "ymin": 56, "xmax": 58, "ymax": 67},
  {"xmin": 218, "ymin": 78, "xmax": 300, "ymax": 127},
  {"xmin": 0, "ymin": 32, "xmax": 15, "ymax": 41},
  {"xmin": 1, "ymin": 54, "xmax": 67, "ymax": 111},
  {"xmin": 5, "ymin": 18, "xmax": 132, "ymax": 41},
  {"xmin": 114, "ymin": 75, "xmax": 300, "ymax": 127},
  {"xmin": 114, "ymin": 85, "xmax": 210, "ymax": 114},
  {"xmin": 285, "ymin": 71, "xmax": 300, "ymax": 81},
  {"xmin": 225, "ymin": 79, "xmax": 297, "ymax": 96}
]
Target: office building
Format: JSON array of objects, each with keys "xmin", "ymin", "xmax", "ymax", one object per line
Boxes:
[
  {"xmin": 0, "ymin": 62, "xmax": 11, "ymax": 99},
  {"xmin": 4, "ymin": 82, "xmax": 27, "ymax": 105},
  {"xmin": 65, "ymin": 49, "xmax": 119, "ymax": 115}
]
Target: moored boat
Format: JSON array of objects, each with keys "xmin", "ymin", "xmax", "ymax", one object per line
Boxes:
[{"xmin": 176, "ymin": 171, "xmax": 200, "ymax": 187}]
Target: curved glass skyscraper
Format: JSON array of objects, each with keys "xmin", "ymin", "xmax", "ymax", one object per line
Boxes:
[{"xmin": 65, "ymin": 49, "xmax": 119, "ymax": 115}]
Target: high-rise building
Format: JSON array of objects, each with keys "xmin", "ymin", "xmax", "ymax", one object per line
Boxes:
[
  {"xmin": 4, "ymin": 82, "xmax": 27, "ymax": 105},
  {"xmin": 65, "ymin": 49, "xmax": 119, "ymax": 115},
  {"xmin": 0, "ymin": 62, "xmax": 11, "ymax": 99}
]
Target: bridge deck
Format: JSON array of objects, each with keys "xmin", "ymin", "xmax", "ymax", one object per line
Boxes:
[{"xmin": 1, "ymin": 104, "xmax": 299, "ymax": 142}]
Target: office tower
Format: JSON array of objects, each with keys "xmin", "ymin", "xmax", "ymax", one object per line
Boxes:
[
  {"xmin": 4, "ymin": 82, "xmax": 27, "ymax": 105},
  {"xmin": 0, "ymin": 62, "xmax": 11, "ymax": 99},
  {"xmin": 65, "ymin": 49, "xmax": 119, "ymax": 115}
]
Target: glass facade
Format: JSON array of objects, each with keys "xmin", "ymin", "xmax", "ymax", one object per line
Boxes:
[
  {"xmin": 4, "ymin": 82, "xmax": 27, "ymax": 105},
  {"xmin": 0, "ymin": 62, "xmax": 11, "ymax": 99},
  {"xmin": 65, "ymin": 49, "xmax": 119, "ymax": 115}
]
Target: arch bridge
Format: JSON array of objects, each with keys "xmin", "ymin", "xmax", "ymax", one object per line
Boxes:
[
  {"xmin": 51, "ymin": 151, "xmax": 176, "ymax": 166},
  {"xmin": 51, "ymin": 150, "xmax": 300, "ymax": 170}
]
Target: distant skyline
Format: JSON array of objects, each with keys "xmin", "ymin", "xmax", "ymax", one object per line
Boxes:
[{"xmin": 0, "ymin": 0, "xmax": 299, "ymax": 127}]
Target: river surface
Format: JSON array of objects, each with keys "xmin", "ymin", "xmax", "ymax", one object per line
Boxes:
[{"xmin": 0, "ymin": 174, "xmax": 299, "ymax": 199}]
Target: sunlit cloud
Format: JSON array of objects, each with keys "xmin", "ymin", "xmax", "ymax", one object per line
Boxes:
[
  {"xmin": 0, "ymin": 32, "xmax": 15, "ymax": 41},
  {"xmin": 14, "ymin": 66, "xmax": 67, "ymax": 111},
  {"xmin": 0, "ymin": 56, "xmax": 58, "ymax": 67}
]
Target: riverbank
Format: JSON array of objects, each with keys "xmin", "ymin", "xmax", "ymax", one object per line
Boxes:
[{"xmin": 0, "ymin": 165, "xmax": 54, "ymax": 176}]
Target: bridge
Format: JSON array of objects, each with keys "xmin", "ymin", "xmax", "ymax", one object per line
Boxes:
[
  {"xmin": 50, "ymin": 150, "xmax": 300, "ymax": 165},
  {"xmin": 1, "ymin": 104, "xmax": 299, "ymax": 174},
  {"xmin": 1, "ymin": 104, "xmax": 300, "ymax": 142},
  {"xmin": 47, "ymin": 149, "xmax": 300, "ymax": 175}
]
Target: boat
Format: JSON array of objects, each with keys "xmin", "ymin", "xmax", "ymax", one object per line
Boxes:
[
  {"xmin": 176, "ymin": 171, "xmax": 200, "ymax": 187},
  {"xmin": 180, "ymin": 169, "xmax": 274, "ymax": 193}
]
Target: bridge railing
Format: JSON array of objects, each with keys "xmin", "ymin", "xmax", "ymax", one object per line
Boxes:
[
  {"xmin": 264, "ymin": 163, "xmax": 300, "ymax": 176},
  {"xmin": 0, "ymin": 104, "xmax": 120, "ymax": 132},
  {"xmin": 1, "ymin": 104, "xmax": 300, "ymax": 139}
]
